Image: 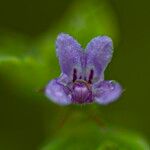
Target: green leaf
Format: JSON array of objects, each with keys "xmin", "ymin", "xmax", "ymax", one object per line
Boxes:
[
  {"xmin": 97, "ymin": 130, "xmax": 150, "ymax": 150},
  {"xmin": 0, "ymin": 31, "xmax": 31, "ymax": 56},
  {"xmin": 40, "ymin": 113, "xmax": 149, "ymax": 150},
  {"xmin": 41, "ymin": 128, "xmax": 149, "ymax": 150},
  {"xmin": 0, "ymin": 55, "xmax": 51, "ymax": 95},
  {"xmin": 0, "ymin": 55, "xmax": 21, "ymax": 64}
]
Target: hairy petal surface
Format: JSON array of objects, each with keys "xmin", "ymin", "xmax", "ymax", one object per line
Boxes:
[
  {"xmin": 45, "ymin": 78, "xmax": 72, "ymax": 105},
  {"xmin": 94, "ymin": 80, "xmax": 122, "ymax": 105},
  {"xmin": 85, "ymin": 36, "xmax": 113, "ymax": 82},
  {"xmin": 56, "ymin": 33, "xmax": 84, "ymax": 80}
]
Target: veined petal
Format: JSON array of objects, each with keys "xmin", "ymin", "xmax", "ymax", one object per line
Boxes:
[
  {"xmin": 71, "ymin": 80, "xmax": 93, "ymax": 104},
  {"xmin": 56, "ymin": 33, "xmax": 84, "ymax": 80},
  {"xmin": 94, "ymin": 80, "xmax": 122, "ymax": 105},
  {"xmin": 85, "ymin": 36, "xmax": 113, "ymax": 83},
  {"xmin": 45, "ymin": 78, "xmax": 72, "ymax": 105},
  {"xmin": 57, "ymin": 73, "xmax": 71, "ymax": 86}
]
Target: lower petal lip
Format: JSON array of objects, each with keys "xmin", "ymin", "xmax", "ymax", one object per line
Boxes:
[
  {"xmin": 45, "ymin": 79, "xmax": 72, "ymax": 105},
  {"xmin": 71, "ymin": 80, "xmax": 93, "ymax": 104}
]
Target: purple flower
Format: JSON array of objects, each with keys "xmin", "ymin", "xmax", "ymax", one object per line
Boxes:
[{"xmin": 45, "ymin": 33, "xmax": 122, "ymax": 105}]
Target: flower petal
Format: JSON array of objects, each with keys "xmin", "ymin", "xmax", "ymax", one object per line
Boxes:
[
  {"xmin": 85, "ymin": 36, "xmax": 113, "ymax": 82},
  {"xmin": 94, "ymin": 80, "xmax": 122, "ymax": 105},
  {"xmin": 57, "ymin": 73, "xmax": 71, "ymax": 86},
  {"xmin": 45, "ymin": 76, "xmax": 72, "ymax": 105},
  {"xmin": 56, "ymin": 33, "xmax": 84, "ymax": 80}
]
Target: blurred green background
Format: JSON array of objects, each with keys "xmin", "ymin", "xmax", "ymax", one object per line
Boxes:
[{"xmin": 0, "ymin": 0, "xmax": 150, "ymax": 149}]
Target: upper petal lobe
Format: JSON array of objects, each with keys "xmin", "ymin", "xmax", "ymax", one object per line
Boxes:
[
  {"xmin": 56, "ymin": 33, "xmax": 84, "ymax": 80},
  {"xmin": 85, "ymin": 36, "xmax": 113, "ymax": 82}
]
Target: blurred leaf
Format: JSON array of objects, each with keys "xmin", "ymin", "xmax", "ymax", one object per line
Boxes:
[
  {"xmin": 41, "ymin": 127, "xmax": 149, "ymax": 150},
  {"xmin": 0, "ymin": 55, "xmax": 52, "ymax": 101},
  {"xmin": 97, "ymin": 130, "xmax": 150, "ymax": 150},
  {"xmin": 0, "ymin": 55, "xmax": 21, "ymax": 64},
  {"xmin": 0, "ymin": 31, "xmax": 31, "ymax": 56},
  {"xmin": 40, "ymin": 112, "xmax": 149, "ymax": 150}
]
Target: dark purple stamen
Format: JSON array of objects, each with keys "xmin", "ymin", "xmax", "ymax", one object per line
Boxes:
[
  {"xmin": 73, "ymin": 68, "xmax": 77, "ymax": 82},
  {"xmin": 88, "ymin": 69, "xmax": 94, "ymax": 84}
]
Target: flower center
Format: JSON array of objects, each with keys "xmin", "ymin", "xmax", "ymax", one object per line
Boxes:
[
  {"xmin": 73, "ymin": 68, "xmax": 94, "ymax": 83},
  {"xmin": 71, "ymin": 80, "xmax": 93, "ymax": 104}
]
